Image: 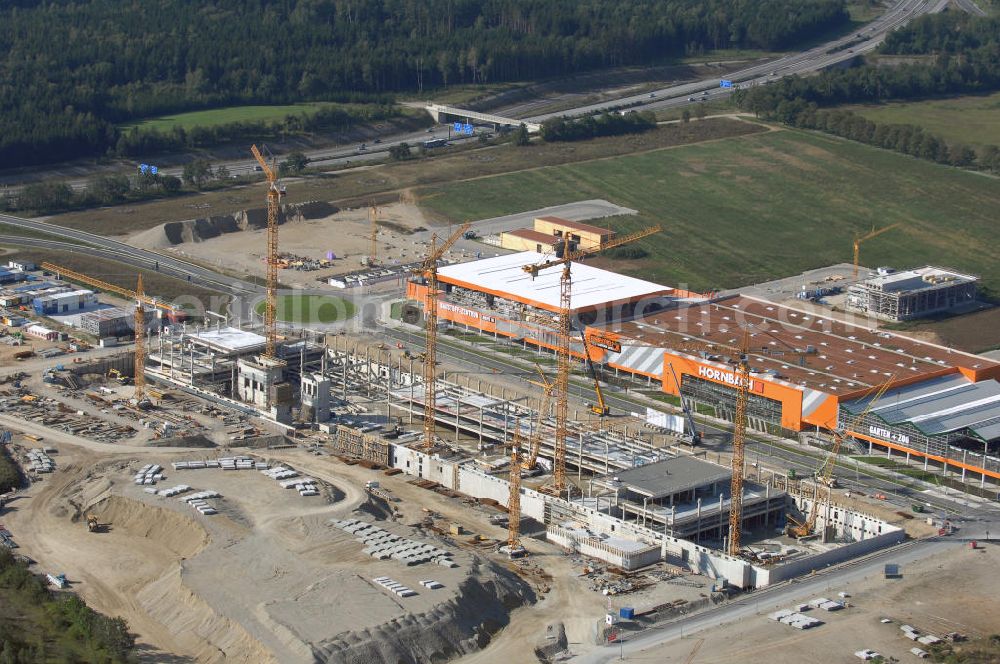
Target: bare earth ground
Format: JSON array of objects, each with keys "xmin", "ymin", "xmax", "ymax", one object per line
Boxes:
[
  {"xmin": 631, "ymin": 542, "xmax": 1000, "ymax": 664},
  {"xmin": 126, "ymin": 202, "xmax": 481, "ymax": 289},
  {"xmin": 2, "ymin": 440, "xmax": 519, "ymax": 663}
]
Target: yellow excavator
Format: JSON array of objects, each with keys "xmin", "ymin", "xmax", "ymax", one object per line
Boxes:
[
  {"xmin": 107, "ymin": 368, "xmax": 131, "ymax": 386},
  {"xmin": 86, "ymin": 514, "xmax": 100, "ymax": 533}
]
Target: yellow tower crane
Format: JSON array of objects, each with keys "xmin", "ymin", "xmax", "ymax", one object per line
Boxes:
[
  {"xmin": 250, "ymin": 144, "xmax": 285, "ymax": 359},
  {"xmin": 522, "ymin": 225, "xmax": 661, "ymax": 497},
  {"xmin": 788, "ymin": 375, "xmax": 895, "ymax": 538},
  {"xmin": 525, "ymin": 363, "xmax": 554, "ymax": 472},
  {"xmin": 507, "ymin": 425, "xmax": 525, "ymax": 555},
  {"xmin": 41, "ymin": 262, "xmax": 180, "ymax": 403},
  {"xmin": 853, "ymin": 223, "xmax": 900, "ymax": 279},
  {"xmin": 414, "ymin": 222, "xmax": 472, "ymax": 450},
  {"xmin": 670, "ymin": 329, "xmax": 751, "ymax": 556},
  {"xmin": 134, "ymin": 274, "xmax": 146, "ymax": 402}
]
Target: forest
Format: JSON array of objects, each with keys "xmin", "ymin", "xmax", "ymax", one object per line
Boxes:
[
  {"xmin": 0, "ymin": 0, "xmax": 848, "ymax": 167},
  {"xmin": 733, "ymin": 13, "xmax": 1000, "ymax": 172}
]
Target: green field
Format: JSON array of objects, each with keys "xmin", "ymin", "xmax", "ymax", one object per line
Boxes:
[
  {"xmin": 418, "ymin": 128, "xmax": 1000, "ymax": 292},
  {"xmin": 847, "ymin": 92, "xmax": 1000, "ymax": 149},
  {"xmin": 121, "ymin": 103, "xmax": 352, "ymax": 132},
  {"xmin": 255, "ymin": 295, "xmax": 356, "ymax": 324}
]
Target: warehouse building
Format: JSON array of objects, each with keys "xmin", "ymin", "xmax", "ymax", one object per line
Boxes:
[
  {"xmin": 532, "ymin": 216, "xmax": 614, "ymax": 251},
  {"xmin": 582, "ymin": 294, "xmax": 1000, "ymax": 483},
  {"xmin": 840, "ymin": 374, "xmax": 1000, "ymax": 485},
  {"xmin": 846, "ymin": 266, "xmax": 978, "ymax": 321},
  {"xmin": 33, "ymin": 289, "xmax": 98, "ymax": 315},
  {"xmin": 406, "ymin": 250, "xmax": 701, "ymax": 354},
  {"xmin": 80, "ymin": 306, "xmax": 158, "ymax": 338}
]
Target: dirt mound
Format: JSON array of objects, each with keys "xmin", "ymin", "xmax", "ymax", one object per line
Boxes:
[
  {"xmin": 90, "ymin": 494, "xmax": 209, "ymax": 559},
  {"xmin": 312, "ymin": 561, "xmax": 535, "ymax": 664},
  {"xmin": 131, "ymin": 200, "xmax": 338, "ymax": 249},
  {"xmin": 139, "ymin": 566, "xmax": 279, "ymax": 664}
]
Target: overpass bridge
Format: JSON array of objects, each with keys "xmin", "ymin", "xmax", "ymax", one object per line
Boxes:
[{"xmin": 426, "ymin": 104, "xmax": 541, "ymax": 133}]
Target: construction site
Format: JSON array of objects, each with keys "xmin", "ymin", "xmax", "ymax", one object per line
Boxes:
[{"xmin": 0, "ymin": 146, "xmax": 995, "ymax": 664}]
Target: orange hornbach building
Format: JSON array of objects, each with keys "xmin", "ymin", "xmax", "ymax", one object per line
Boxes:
[{"xmin": 583, "ymin": 295, "xmax": 1000, "ymax": 485}]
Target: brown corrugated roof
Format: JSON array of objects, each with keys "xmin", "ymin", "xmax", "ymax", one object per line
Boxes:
[
  {"xmin": 609, "ymin": 295, "xmax": 999, "ymax": 393},
  {"xmin": 534, "ymin": 216, "xmax": 615, "ymax": 236},
  {"xmin": 503, "ymin": 228, "xmax": 560, "ymax": 244}
]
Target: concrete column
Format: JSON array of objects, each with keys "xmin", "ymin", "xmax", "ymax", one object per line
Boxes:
[
  {"xmin": 478, "ymin": 405, "xmax": 484, "ymax": 446},
  {"xmin": 642, "ymin": 497, "xmax": 648, "ymax": 527},
  {"xmin": 696, "ymin": 498, "xmax": 702, "ymax": 544},
  {"xmin": 868, "ymin": 440, "xmax": 872, "ymax": 455}
]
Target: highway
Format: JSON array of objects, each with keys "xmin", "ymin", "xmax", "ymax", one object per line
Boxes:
[
  {"xmin": 527, "ymin": 0, "xmax": 952, "ymax": 122},
  {"xmin": 0, "ymin": 0, "xmax": 956, "ymax": 192}
]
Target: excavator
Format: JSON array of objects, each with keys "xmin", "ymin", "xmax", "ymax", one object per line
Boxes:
[
  {"xmin": 107, "ymin": 368, "xmax": 131, "ymax": 386},
  {"xmin": 86, "ymin": 514, "xmax": 101, "ymax": 533},
  {"xmin": 577, "ymin": 330, "xmax": 609, "ymax": 417}
]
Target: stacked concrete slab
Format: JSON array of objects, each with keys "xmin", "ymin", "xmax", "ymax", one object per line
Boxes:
[
  {"xmin": 768, "ymin": 609, "xmax": 823, "ymax": 630},
  {"xmin": 330, "ymin": 519, "xmax": 457, "ymax": 567},
  {"xmin": 134, "ymin": 464, "xmax": 163, "ymax": 485},
  {"xmin": 371, "ymin": 576, "xmax": 417, "ymax": 597},
  {"xmin": 26, "ymin": 449, "xmax": 55, "ymax": 474}
]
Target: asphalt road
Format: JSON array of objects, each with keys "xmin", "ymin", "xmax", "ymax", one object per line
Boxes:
[{"xmin": 528, "ymin": 0, "xmax": 952, "ymax": 123}]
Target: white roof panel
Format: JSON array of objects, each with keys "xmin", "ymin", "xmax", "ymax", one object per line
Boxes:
[
  {"xmin": 436, "ymin": 251, "xmax": 672, "ymax": 311},
  {"xmin": 188, "ymin": 326, "xmax": 267, "ymax": 352}
]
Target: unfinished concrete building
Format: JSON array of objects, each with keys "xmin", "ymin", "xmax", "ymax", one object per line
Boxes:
[
  {"xmin": 846, "ymin": 266, "xmax": 978, "ymax": 321},
  {"xmin": 592, "ymin": 456, "xmax": 786, "ymax": 542}
]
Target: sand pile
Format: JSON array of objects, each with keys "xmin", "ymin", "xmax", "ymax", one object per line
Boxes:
[{"xmin": 91, "ymin": 494, "xmax": 209, "ymax": 558}]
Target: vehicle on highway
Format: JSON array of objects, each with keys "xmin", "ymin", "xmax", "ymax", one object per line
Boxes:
[
  {"xmin": 253, "ymin": 165, "xmax": 262, "ymax": 171},
  {"xmin": 688, "ymin": 97, "xmax": 694, "ymax": 101},
  {"xmin": 426, "ymin": 128, "xmax": 434, "ymax": 133},
  {"xmin": 649, "ymin": 92, "xmax": 655, "ymax": 98},
  {"xmin": 701, "ymin": 91, "xmax": 708, "ymax": 96},
  {"xmin": 358, "ymin": 143, "xmax": 367, "ymax": 151},
  {"xmin": 373, "ymin": 138, "xmax": 382, "ymax": 144}
]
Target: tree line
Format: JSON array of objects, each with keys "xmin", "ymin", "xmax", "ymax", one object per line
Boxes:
[
  {"xmin": 733, "ymin": 13, "xmax": 1000, "ymax": 173},
  {"xmin": 0, "ymin": 0, "xmax": 849, "ymax": 167},
  {"xmin": 114, "ymin": 103, "xmax": 398, "ymax": 158},
  {"xmin": 541, "ymin": 111, "xmax": 657, "ymax": 142},
  {"xmin": 0, "ymin": 549, "xmax": 134, "ymax": 663}
]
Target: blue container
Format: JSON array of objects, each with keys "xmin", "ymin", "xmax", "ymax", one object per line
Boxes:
[{"xmin": 619, "ymin": 607, "xmax": 635, "ymax": 620}]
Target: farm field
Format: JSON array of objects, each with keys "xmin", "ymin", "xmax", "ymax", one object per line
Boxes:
[
  {"xmin": 846, "ymin": 92, "xmax": 1000, "ymax": 150},
  {"xmin": 416, "ymin": 129, "xmax": 1000, "ymax": 292},
  {"xmin": 120, "ymin": 102, "xmax": 368, "ymax": 132}
]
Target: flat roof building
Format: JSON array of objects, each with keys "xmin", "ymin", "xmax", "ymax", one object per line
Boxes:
[
  {"xmin": 846, "ymin": 266, "xmax": 978, "ymax": 321},
  {"xmin": 581, "ymin": 293, "xmax": 1000, "ymax": 485},
  {"xmin": 594, "ymin": 456, "xmax": 785, "ymax": 541},
  {"xmin": 406, "ymin": 251, "xmax": 698, "ymax": 356}
]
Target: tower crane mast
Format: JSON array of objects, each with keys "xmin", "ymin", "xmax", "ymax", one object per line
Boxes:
[
  {"xmin": 251, "ymin": 144, "xmax": 284, "ymax": 359},
  {"xmin": 414, "ymin": 222, "xmax": 472, "ymax": 450},
  {"xmin": 521, "ymin": 225, "xmax": 660, "ymax": 496},
  {"xmin": 134, "ymin": 274, "xmax": 146, "ymax": 402}
]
